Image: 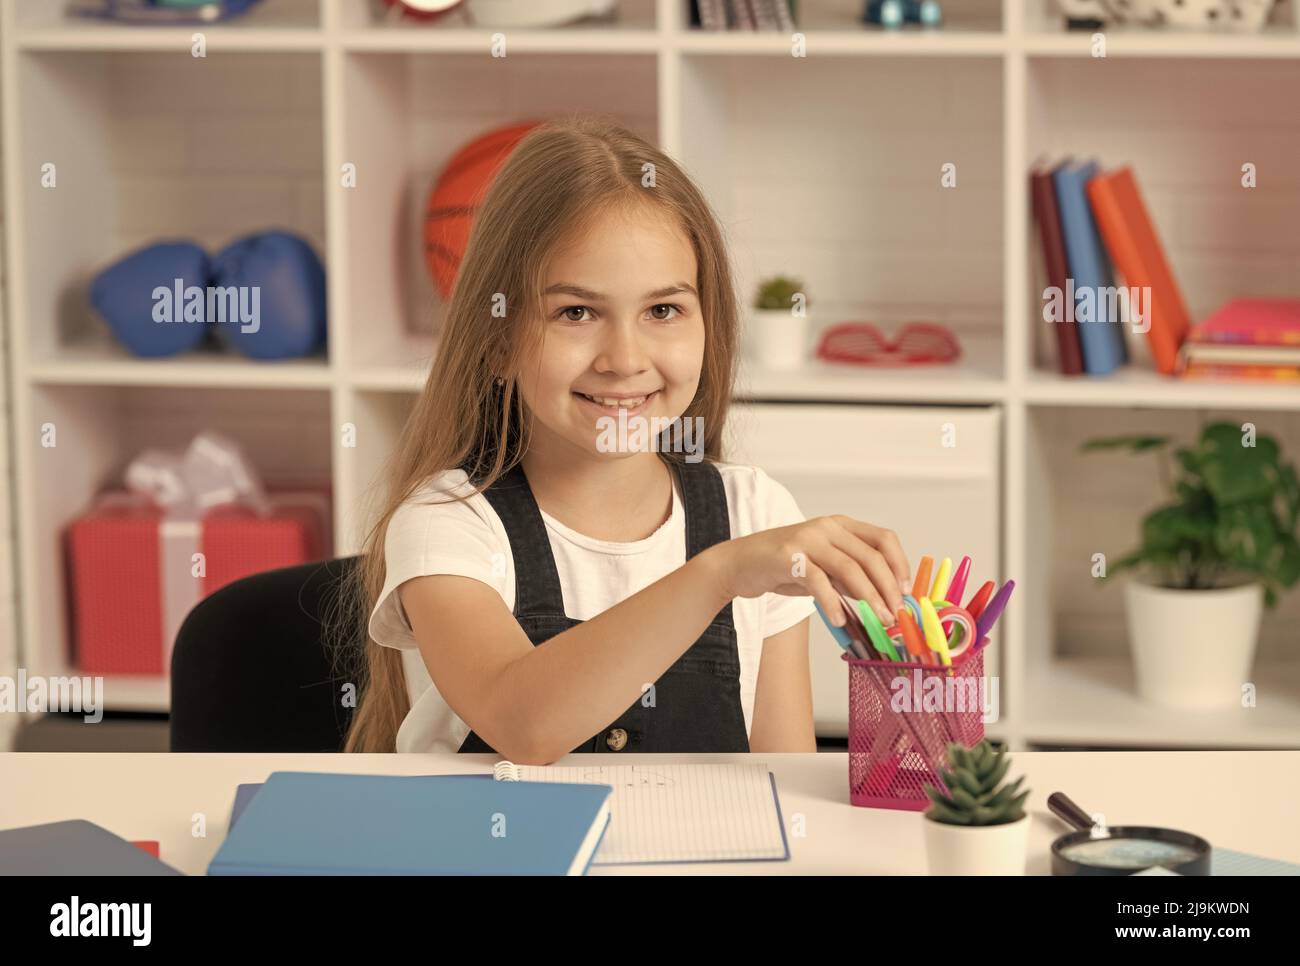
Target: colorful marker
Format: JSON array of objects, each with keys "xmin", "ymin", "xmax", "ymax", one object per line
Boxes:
[
  {"xmin": 964, "ymin": 580, "xmax": 995, "ymax": 620},
  {"xmin": 835, "ymin": 596, "xmax": 872, "ymax": 660},
  {"xmin": 901, "ymin": 593, "xmax": 924, "ymax": 624},
  {"xmin": 897, "ymin": 608, "xmax": 930, "ymax": 665},
  {"xmin": 975, "ymin": 580, "xmax": 1016, "ymax": 640},
  {"xmin": 911, "ymin": 556, "xmax": 933, "ymax": 600},
  {"xmin": 815, "ymin": 600, "xmax": 854, "ymax": 650},
  {"xmin": 857, "ymin": 599, "xmax": 901, "ymax": 662},
  {"xmin": 919, "ymin": 596, "xmax": 952, "ymax": 667},
  {"xmin": 946, "ymin": 556, "xmax": 972, "ymax": 611},
  {"xmin": 930, "ymin": 557, "xmax": 953, "ymax": 603}
]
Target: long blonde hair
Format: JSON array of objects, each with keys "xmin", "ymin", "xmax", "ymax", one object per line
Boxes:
[{"xmin": 333, "ymin": 116, "xmax": 741, "ymax": 753}]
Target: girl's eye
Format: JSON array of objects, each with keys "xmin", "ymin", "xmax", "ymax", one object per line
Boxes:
[
  {"xmin": 558, "ymin": 306, "xmax": 593, "ymax": 323},
  {"xmin": 649, "ymin": 303, "xmax": 684, "ymax": 321},
  {"xmin": 554, "ymin": 304, "xmax": 685, "ymax": 323}
]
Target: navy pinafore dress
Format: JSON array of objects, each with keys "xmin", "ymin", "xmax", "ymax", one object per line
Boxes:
[{"xmin": 457, "ymin": 458, "xmax": 750, "ymax": 755}]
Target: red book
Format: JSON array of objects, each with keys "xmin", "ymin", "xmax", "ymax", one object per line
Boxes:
[
  {"xmin": 1086, "ymin": 166, "xmax": 1191, "ymax": 375},
  {"xmin": 1187, "ymin": 298, "xmax": 1300, "ymax": 346},
  {"xmin": 1031, "ymin": 163, "xmax": 1083, "ymax": 375}
]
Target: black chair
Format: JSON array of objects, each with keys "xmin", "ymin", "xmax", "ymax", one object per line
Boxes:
[{"xmin": 170, "ymin": 556, "xmax": 362, "ymax": 752}]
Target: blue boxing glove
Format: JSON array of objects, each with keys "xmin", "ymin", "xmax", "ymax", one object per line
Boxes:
[
  {"xmin": 211, "ymin": 230, "xmax": 327, "ymax": 360},
  {"xmin": 90, "ymin": 240, "xmax": 211, "ymax": 357}
]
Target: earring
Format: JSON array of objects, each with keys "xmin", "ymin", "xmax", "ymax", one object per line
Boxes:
[{"xmin": 494, "ymin": 376, "xmax": 505, "ymax": 387}]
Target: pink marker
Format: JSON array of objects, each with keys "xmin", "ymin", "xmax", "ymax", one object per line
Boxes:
[{"xmin": 947, "ymin": 556, "xmax": 972, "ymax": 609}]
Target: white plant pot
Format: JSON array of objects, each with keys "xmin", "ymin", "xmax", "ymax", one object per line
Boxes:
[
  {"xmin": 1123, "ymin": 579, "xmax": 1263, "ymax": 710},
  {"xmin": 923, "ymin": 813, "xmax": 1030, "ymax": 875},
  {"xmin": 746, "ymin": 308, "xmax": 810, "ymax": 370}
]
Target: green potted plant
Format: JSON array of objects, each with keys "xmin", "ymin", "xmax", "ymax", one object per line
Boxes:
[
  {"xmin": 747, "ymin": 275, "xmax": 810, "ymax": 370},
  {"xmin": 1082, "ymin": 421, "xmax": 1300, "ymax": 709},
  {"xmin": 922, "ymin": 740, "xmax": 1030, "ymax": 875}
]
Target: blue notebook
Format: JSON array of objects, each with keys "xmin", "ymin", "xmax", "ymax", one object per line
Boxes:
[
  {"xmin": 1053, "ymin": 159, "xmax": 1129, "ymax": 376},
  {"xmin": 209, "ymin": 772, "xmax": 612, "ymax": 876},
  {"xmin": 229, "ymin": 763, "xmax": 790, "ymax": 866}
]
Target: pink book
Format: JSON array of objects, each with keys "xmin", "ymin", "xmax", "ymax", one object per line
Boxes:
[{"xmin": 1188, "ymin": 298, "xmax": 1300, "ymax": 347}]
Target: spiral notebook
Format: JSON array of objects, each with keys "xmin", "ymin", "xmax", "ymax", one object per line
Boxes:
[{"xmin": 493, "ymin": 761, "xmax": 790, "ymax": 866}]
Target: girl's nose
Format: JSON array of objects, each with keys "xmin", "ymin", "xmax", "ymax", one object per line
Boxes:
[{"xmin": 594, "ymin": 319, "xmax": 651, "ymax": 374}]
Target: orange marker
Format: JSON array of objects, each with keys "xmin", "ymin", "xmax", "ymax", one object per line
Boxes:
[
  {"xmin": 898, "ymin": 608, "xmax": 930, "ymax": 666},
  {"xmin": 911, "ymin": 556, "xmax": 933, "ymax": 600}
]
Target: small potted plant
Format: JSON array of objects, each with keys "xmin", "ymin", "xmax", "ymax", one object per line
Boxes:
[
  {"xmin": 1083, "ymin": 422, "xmax": 1300, "ymax": 709},
  {"xmin": 747, "ymin": 275, "xmax": 811, "ymax": 370},
  {"xmin": 922, "ymin": 740, "xmax": 1031, "ymax": 875}
]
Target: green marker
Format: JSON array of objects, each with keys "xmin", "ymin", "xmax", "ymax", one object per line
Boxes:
[{"xmin": 856, "ymin": 599, "xmax": 901, "ymax": 662}]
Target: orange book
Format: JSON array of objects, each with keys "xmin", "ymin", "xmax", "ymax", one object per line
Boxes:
[{"xmin": 1086, "ymin": 167, "xmax": 1191, "ymax": 375}]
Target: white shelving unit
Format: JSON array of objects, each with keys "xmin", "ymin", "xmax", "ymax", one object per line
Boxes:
[{"xmin": 3, "ymin": 0, "xmax": 1298, "ymax": 750}]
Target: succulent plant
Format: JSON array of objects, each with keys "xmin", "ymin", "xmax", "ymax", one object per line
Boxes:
[
  {"xmin": 923, "ymin": 740, "xmax": 1029, "ymax": 826},
  {"xmin": 754, "ymin": 275, "xmax": 807, "ymax": 312}
]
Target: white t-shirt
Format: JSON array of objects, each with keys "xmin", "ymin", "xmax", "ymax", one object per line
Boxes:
[{"xmin": 367, "ymin": 460, "xmax": 817, "ymax": 754}]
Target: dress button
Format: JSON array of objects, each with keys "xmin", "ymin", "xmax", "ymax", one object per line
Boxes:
[{"xmin": 605, "ymin": 727, "xmax": 628, "ymax": 751}]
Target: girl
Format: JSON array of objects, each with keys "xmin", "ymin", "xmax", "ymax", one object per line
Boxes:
[{"xmin": 340, "ymin": 118, "xmax": 911, "ymax": 760}]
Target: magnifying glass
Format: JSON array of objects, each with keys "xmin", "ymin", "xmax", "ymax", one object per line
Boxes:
[{"xmin": 1049, "ymin": 792, "xmax": 1211, "ymax": 876}]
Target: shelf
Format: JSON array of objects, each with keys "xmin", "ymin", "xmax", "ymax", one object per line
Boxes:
[
  {"xmin": 14, "ymin": 384, "xmax": 334, "ymax": 713},
  {"xmin": 737, "ymin": 334, "xmax": 1004, "ymax": 403},
  {"xmin": 341, "ymin": 28, "xmax": 663, "ymax": 53},
  {"xmin": 333, "ymin": 0, "xmax": 656, "ymax": 34},
  {"xmin": 1024, "ymin": 656, "xmax": 1300, "ymax": 749},
  {"xmin": 676, "ymin": 29, "xmax": 1006, "ymax": 56},
  {"xmin": 28, "ymin": 340, "xmax": 333, "ymax": 389},
  {"xmin": 14, "ymin": 27, "xmax": 324, "ymax": 52},
  {"xmin": 1022, "ymin": 22, "xmax": 1300, "ymax": 59},
  {"xmin": 1024, "ymin": 367, "xmax": 1300, "ymax": 410},
  {"xmin": 11, "ymin": 0, "xmax": 320, "ymax": 49}
]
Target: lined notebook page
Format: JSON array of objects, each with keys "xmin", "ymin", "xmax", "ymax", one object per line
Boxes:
[{"xmin": 495, "ymin": 763, "xmax": 787, "ymax": 865}]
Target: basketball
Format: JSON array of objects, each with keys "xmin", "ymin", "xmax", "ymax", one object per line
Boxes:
[{"xmin": 423, "ymin": 122, "xmax": 539, "ymax": 300}]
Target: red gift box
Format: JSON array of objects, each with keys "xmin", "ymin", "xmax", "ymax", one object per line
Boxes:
[{"xmin": 65, "ymin": 484, "xmax": 332, "ymax": 677}]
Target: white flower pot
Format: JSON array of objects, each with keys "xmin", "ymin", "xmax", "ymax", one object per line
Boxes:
[
  {"xmin": 746, "ymin": 308, "xmax": 810, "ymax": 370},
  {"xmin": 1123, "ymin": 579, "xmax": 1263, "ymax": 710},
  {"xmin": 923, "ymin": 812, "xmax": 1030, "ymax": 875}
]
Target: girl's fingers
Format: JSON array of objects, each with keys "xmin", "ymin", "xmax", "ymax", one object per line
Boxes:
[
  {"xmin": 813, "ymin": 543, "xmax": 892, "ymax": 624},
  {"xmin": 801, "ymin": 562, "xmax": 845, "ymax": 627},
  {"xmin": 831, "ymin": 517, "xmax": 911, "ymax": 587},
  {"xmin": 822, "ymin": 525, "xmax": 904, "ymax": 617}
]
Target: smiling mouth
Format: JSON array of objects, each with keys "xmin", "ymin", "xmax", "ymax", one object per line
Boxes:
[{"xmin": 573, "ymin": 390, "xmax": 661, "ymax": 411}]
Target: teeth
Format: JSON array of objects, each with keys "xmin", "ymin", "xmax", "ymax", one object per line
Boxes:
[{"xmin": 582, "ymin": 393, "xmax": 649, "ymax": 408}]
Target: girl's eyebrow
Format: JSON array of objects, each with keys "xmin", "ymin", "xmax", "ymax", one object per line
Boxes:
[{"xmin": 543, "ymin": 282, "xmax": 698, "ymax": 301}]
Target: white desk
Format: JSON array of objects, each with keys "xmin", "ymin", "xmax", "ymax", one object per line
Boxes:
[{"xmin": 2, "ymin": 751, "xmax": 1297, "ymax": 875}]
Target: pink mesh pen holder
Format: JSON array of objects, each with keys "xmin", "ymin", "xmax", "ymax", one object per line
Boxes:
[{"xmin": 845, "ymin": 643, "xmax": 988, "ymax": 811}]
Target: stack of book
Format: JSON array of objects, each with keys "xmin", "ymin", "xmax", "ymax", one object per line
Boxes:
[
  {"xmin": 1181, "ymin": 299, "xmax": 1300, "ymax": 381},
  {"xmin": 691, "ymin": 0, "xmax": 797, "ymax": 30},
  {"xmin": 1030, "ymin": 159, "xmax": 1188, "ymax": 377},
  {"xmin": 1031, "ymin": 159, "xmax": 1299, "ymax": 382}
]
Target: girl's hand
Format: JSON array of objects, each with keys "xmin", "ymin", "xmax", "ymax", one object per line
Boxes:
[{"xmin": 709, "ymin": 516, "xmax": 910, "ymax": 626}]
